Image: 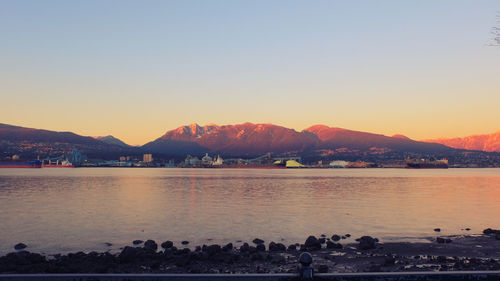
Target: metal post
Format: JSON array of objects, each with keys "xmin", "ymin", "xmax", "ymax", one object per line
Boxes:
[{"xmin": 298, "ymin": 252, "xmax": 313, "ymax": 279}]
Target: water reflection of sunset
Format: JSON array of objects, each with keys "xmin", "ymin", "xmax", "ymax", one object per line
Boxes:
[{"xmin": 0, "ymin": 168, "xmax": 499, "ymax": 254}]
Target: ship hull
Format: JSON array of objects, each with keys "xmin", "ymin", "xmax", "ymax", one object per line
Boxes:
[
  {"xmin": 0, "ymin": 161, "xmax": 42, "ymax": 168},
  {"xmin": 406, "ymin": 163, "xmax": 448, "ymax": 169},
  {"xmin": 221, "ymin": 165, "xmax": 286, "ymax": 169}
]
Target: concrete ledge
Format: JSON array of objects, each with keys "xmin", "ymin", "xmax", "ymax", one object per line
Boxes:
[{"xmin": 1, "ymin": 271, "xmax": 500, "ymax": 281}]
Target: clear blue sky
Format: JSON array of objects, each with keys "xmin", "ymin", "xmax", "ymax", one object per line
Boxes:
[{"xmin": 1, "ymin": 0, "xmax": 499, "ymax": 145}]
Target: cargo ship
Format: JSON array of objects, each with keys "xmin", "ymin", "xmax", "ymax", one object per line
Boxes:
[
  {"xmin": 0, "ymin": 160, "xmax": 42, "ymax": 168},
  {"xmin": 406, "ymin": 158, "xmax": 448, "ymax": 169},
  {"xmin": 42, "ymin": 159, "xmax": 74, "ymax": 168}
]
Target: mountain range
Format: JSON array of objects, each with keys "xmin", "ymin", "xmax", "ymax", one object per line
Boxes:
[
  {"xmin": 1, "ymin": 122, "xmax": 499, "ymax": 161},
  {"xmin": 423, "ymin": 131, "xmax": 500, "ymax": 152},
  {"xmin": 142, "ymin": 123, "xmax": 453, "ymax": 156},
  {"xmin": 0, "ymin": 123, "xmax": 130, "ymax": 159}
]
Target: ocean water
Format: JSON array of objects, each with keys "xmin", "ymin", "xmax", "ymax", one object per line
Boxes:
[{"xmin": 0, "ymin": 168, "xmax": 499, "ymax": 255}]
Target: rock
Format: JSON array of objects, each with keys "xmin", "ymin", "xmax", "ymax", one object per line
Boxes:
[
  {"xmin": 318, "ymin": 264, "xmax": 329, "ymax": 273},
  {"xmin": 304, "ymin": 236, "xmax": 321, "ymax": 250},
  {"xmin": 222, "ymin": 243, "xmax": 233, "ymax": 251},
  {"xmin": 465, "ymin": 228, "xmax": 471, "ymax": 231},
  {"xmin": 189, "ymin": 251, "xmax": 202, "ymax": 260},
  {"xmin": 345, "ymin": 234, "xmax": 351, "ymax": 237},
  {"xmin": 239, "ymin": 243, "xmax": 250, "ymax": 252},
  {"xmin": 318, "ymin": 238, "xmax": 326, "ymax": 244},
  {"xmin": 252, "ymin": 238, "xmax": 264, "ymax": 245},
  {"xmin": 175, "ymin": 248, "xmax": 191, "ymax": 255},
  {"xmin": 437, "ymin": 256, "xmax": 447, "ymax": 263},
  {"xmin": 341, "ymin": 236, "xmax": 346, "ymax": 239},
  {"xmin": 14, "ymin": 243, "xmax": 27, "ymax": 250},
  {"xmin": 434, "ymin": 228, "xmax": 441, "ymax": 232},
  {"xmin": 256, "ymin": 244, "xmax": 266, "ymax": 252},
  {"xmin": 161, "ymin": 240, "xmax": 173, "ymax": 249},
  {"xmin": 270, "ymin": 254, "xmax": 286, "ymax": 264},
  {"xmin": 287, "ymin": 244, "xmax": 297, "ymax": 251},
  {"xmin": 495, "ymin": 234, "xmax": 500, "ymax": 241},
  {"xmin": 436, "ymin": 237, "xmax": 452, "ymax": 244},
  {"xmin": 331, "ymin": 234, "xmax": 341, "ymax": 241},
  {"xmin": 181, "ymin": 241, "xmax": 189, "ymax": 245},
  {"xmin": 119, "ymin": 246, "xmax": 141, "ymax": 263},
  {"xmin": 250, "ymin": 252, "xmax": 264, "ymax": 261},
  {"xmin": 104, "ymin": 242, "xmax": 113, "ymax": 247},
  {"xmin": 204, "ymin": 244, "xmax": 222, "ymax": 256},
  {"xmin": 132, "ymin": 240, "xmax": 143, "ymax": 245},
  {"xmin": 0, "ymin": 251, "xmax": 46, "ymax": 271},
  {"xmin": 173, "ymin": 254, "xmax": 190, "ymax": 266},
  {"xmin": 326, "ymin": 241, "xmax": 343, "ymax": 249},
  {"xmin": 268, "ymin": 242, "xmax": 286, "ymax": 252},
  {"xmin": 268, "ymin": 242, "xmax": 278, "ymax": 251},
  {"xmin": 384, "ymin": 255, "xmax": 396, "ymax": 265},
  {"xmin": 144, "ymin": 240, "xmax": 158, "ymax": 251},
  {"xmin": 320, "ymin": 234, "xmax": 326, "ymax": 238},
  {"xmin": 483, "ymin": 228, "xmax": 500, "ymax": 235},
  {"xmin": 356, "ymin": 236, "xmax": 377, "ymax": 250}
]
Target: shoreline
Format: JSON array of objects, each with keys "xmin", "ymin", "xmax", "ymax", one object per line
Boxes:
[
  {"xmin": 2, "ymin": 230, "xmax": 499, "ymax": 274},
  {"xmin": 3, "ymin": 166, "xmax": 500, "ymax": 169}
]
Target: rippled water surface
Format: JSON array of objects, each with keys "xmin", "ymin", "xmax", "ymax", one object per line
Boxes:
[{"xmin": 0, "ymin": 168, "xmax": 499, "ymax": 254}]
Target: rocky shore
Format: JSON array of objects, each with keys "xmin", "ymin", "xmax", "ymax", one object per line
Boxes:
[{"xmin": 1, "ymin": 229, "xmax": 499, "ymax": 274}]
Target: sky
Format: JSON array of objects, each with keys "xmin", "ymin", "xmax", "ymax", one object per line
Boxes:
[{"xmin": 1, "ymin": 0, "xmax": 499, "ymax": 145}]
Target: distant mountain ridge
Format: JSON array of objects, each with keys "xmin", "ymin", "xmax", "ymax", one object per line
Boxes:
[
  {"xmin": 0, "ymin": 123, "xmax": 131, "ymax": 159},
  {"xmin": 143, "ymin": 122, "xmax": 453, "ymax": 156},
  {"xmin": 423, "ymin": 131, "xmax": 500, "ymax": 152},
  {"xmin": 94, "ymin": 135, "xmax": 130, "ymax": 147},
  {"xmin": 0, "ymin": 123, "xmax": 102, "ymax": 145},
  {"xmin": 143, "ymin": 123, "xmax": 319, "ymax": 156},
  {"xmin": 304, "ymin": 125, "xmax": 448, "ymax": 153}
]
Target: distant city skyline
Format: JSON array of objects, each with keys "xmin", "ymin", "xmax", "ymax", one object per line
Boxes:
[{"xmin": 1, "ymin": 0, "xmax": 499, "ymax": 145}]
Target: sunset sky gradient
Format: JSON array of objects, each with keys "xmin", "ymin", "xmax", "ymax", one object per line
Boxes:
[{"xmin": 1, "ymin": 0, "xmax": 499, "ymax": 145}]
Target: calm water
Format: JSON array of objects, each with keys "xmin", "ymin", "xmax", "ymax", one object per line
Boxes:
[{"xmin": 0, "ymin": 168, "xmax": 499, "ymax": 255}]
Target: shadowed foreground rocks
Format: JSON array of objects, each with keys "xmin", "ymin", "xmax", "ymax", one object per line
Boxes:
[{"xmin": 1, "ymin": 230, "xmax": 500, "ymax": 274}]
